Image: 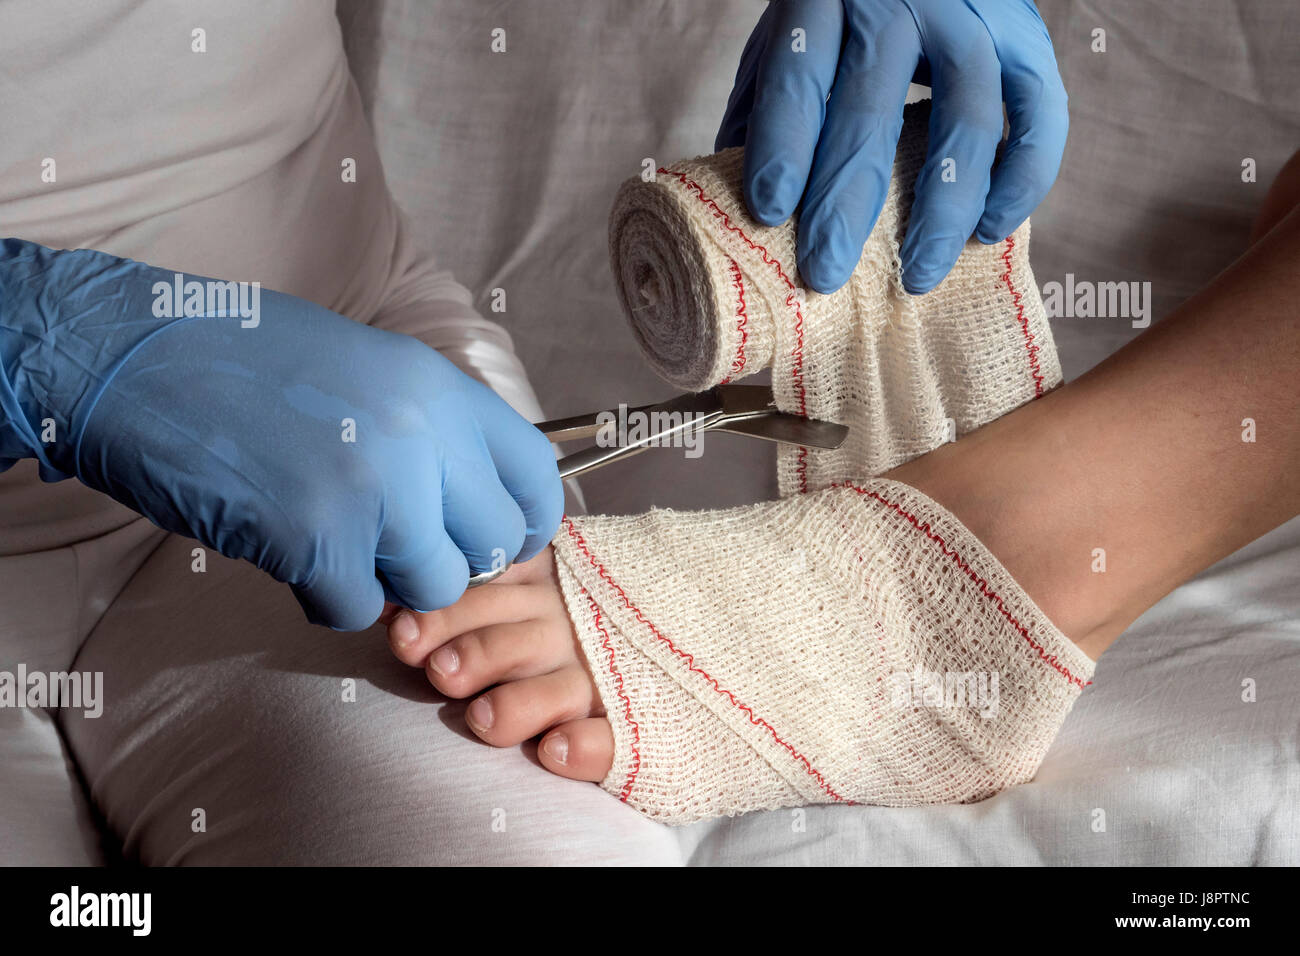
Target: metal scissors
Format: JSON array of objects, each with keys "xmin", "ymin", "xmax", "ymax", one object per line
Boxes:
[{"xmin": 466, "ymin": 384, "xmax": 848, "ymax": 587}]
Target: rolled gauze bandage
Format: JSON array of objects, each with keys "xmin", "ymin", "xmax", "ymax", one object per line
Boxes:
[{"xmin": 608, "ymin": 100, "xmax": 1063, "ymax": 495}]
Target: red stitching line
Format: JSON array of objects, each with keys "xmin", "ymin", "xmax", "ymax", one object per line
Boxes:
[
  {"xmin": 659, "ymin": 167, "xmax": 809, "ymax": 492},
  {"xmin": 1000, "ymin": 236, "xmax": 1045, "ymax": 398},
  {"xmin": 562, "ymin": 517, "xmax": 848, "ymax": 803},
  {"xmin": 719, "ymin": 257, "xmax": 749, "ymax": 384},
  {"xmin": 833, "ymin": 483, "xmax": 1093, "ymax": 688},
  {"xmin": 583, "ymin": 586, "xmax": 641, "ymax": 801}
]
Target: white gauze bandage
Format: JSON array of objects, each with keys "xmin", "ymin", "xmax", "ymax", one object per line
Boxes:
[
  {"xmin": 554, "ymin": 103, "xmax": 1087, "ymax": 824},
  {"xmin": 607, "ymin": 100, "xmax": 1060, "ymax": 494}
]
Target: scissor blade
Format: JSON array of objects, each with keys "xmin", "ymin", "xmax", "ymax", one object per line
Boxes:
[
  {"xmin": 716, "ymin": 383, "xmax": 778, "ymax": 417},
  {"xmin": 553, "ymin": 392, "xmax": 726, "ymax": 478},
  {"xmin": 533, "ymin": 405, "xmax": 649, "ymax": 443},
  {"xmin": 715, "ymin": 412, "xmax": 849, "ymax": 449},
  {"xmin": 537, "ymin": 389, "xmax": 725, "ymax": 442},
  {"xmin": 556, "ymin": 442, "xmax": 653, "ymax": 480}
]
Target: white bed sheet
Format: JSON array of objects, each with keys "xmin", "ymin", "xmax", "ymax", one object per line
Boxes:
[{"xmin": 337, "ymin": 0, "xmax": 1300, "ymax": 865}]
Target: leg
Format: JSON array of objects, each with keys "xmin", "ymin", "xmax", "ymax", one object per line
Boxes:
[
  {"xmin": 0, "ymin": 458, "xmax": 162, "ymax": 865},
  {"xmin": 891, "ymin": 152, "xmax": 1300, "ymax": 658}
]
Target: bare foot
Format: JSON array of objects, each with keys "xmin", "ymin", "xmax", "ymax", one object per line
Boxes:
[{"xmin": 384, "ymin": 548, "xmax": 616, "ymax": 783}]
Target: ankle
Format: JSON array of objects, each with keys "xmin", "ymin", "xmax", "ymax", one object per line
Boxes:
[{"xmin": 884, "ymin": 397, "xmax": 1121, "ymax": 661}]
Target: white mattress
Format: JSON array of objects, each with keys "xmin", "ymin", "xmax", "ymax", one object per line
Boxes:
[{"xmin": 337, "ymin": 0, "xmax": 1300, "ymax": 864}]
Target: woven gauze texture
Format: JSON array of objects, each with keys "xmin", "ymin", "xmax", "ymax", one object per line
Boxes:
[
  {"xmin": 557, "ymin": 103, "xmax": 1087, "ymax": 824},
  {"xmin": 554, "ymin": 480, "xmax": 1093, "ymax": 824},
  {"xmin": 608, "ymin": 100, "xmax": 1061, "ymax": 495}
]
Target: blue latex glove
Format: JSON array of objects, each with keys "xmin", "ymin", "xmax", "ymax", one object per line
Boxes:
[
  {"xmin": 717, "ymin": 0, "xmax": 1068, "ymax": 295},
  {"xmin": 0, "ymin": 239, "xmax": 563, "ymax": 630}
]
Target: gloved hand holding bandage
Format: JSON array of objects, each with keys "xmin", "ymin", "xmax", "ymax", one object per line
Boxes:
[
  {"xmin": 718, "ymin": 0, "xmax": 1069, "ymax": 295},
  {"xmin": 610, "ymin": 100, "xmax": 1061, "ymax": 497},
  {"xmin": 0, "ymin": 238, "xmax": 563, "ymax": 630}
]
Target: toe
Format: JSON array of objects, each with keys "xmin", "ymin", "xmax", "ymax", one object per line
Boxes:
[
  {"xmin": 386, "ymin": 582, "xmax": 555, "ymax": 667},
  {"xmin": 465, "ymin": 664, "xmax": 603, "ymax": 747},
  {"xmin": 386, "ymin": 609, "xmax": 427, "ymax": 666},
  {"xmin": 426, "ymin": 620, "xmax": 572, "ymax": 699},
  {"xmin": 539, "ymin": 718, "xmax": 615, "ymax": 782}
]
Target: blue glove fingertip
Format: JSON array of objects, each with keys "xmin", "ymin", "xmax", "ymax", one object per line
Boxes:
[
  {"xmin": 900, "ymin": 234, "xmax": 966, "ymax": 296},
  {"xmin": 797, "ymin": 247, "xmax": 855, "ymax": 296},
  {"xmin": 514, "ymin": 474, "xmax": 565, "ymax": 563},
  {"xmin": 744, "ymin": 157, "xmax": 803, "ymax": 227},
  {"xmin": 975, "ymin": 206, "xmax": 1025, "ymax": 245}
]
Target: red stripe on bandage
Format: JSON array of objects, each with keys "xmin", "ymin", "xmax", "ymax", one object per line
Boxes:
[
  {"xmin": 835, "ymin": 484, "xmax": 1092, "ymax": 688},
  {"xmin": 563, "ymin": 517, "xmax": 848, "ymax": 803},
  {"xmin": 658, "ymin": 168, "xmax": 810, "ymax": 492},
  {"xmin": 719, "ymin": 257, "xmax": 749, "ymax": 384},
  {"xmin": 583, "ymin": 587, "xmax": 641, "ymax": 801},
  {"xmin": 1000, "ymin": 236, "xmax": 1045, "ymax": 398}
]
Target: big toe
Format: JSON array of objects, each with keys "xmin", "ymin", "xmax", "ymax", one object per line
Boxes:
[{"xmin": 539, "ymin": 718, "xmax": 615, "ymax": 783}]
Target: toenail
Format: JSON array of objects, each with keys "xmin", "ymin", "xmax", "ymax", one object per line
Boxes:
[
  {"xmin": 429, "ymin": 645, "xmax": 459, "ymax": 677},
  {"xmin": 467, "ymin": 696, "xmax": 494, "ymax": 731},
  {"xmin": 543, "ymin": 733, "xmax": 569, "ymax": 765},
  {"xmin": 391, "ymin": 611, "xmax": 419, "ymax": 646}
]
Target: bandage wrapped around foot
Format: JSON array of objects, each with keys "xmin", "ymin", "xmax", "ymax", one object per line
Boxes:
[
  {"xmin": 555, "ymin": 102, "xmax": 1085, "ymax": 823},
  {"xmin": 555, "ymin": 480, "xmax": 1093, "ymax": 823}
]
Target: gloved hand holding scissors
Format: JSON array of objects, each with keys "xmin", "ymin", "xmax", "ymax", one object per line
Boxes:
[
  {"xmin": 717, "ymin": 0, "xmax": 1069, "ymax": 295},
  {"xmin": 0, "ymin": 238, "xmax": 563, "ymax": 630}
]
